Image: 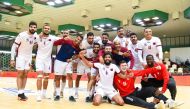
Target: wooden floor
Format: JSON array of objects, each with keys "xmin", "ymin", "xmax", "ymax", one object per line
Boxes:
[{"xmin": 0, "ymin": 77, "xmax": 189, "ymax": 109}]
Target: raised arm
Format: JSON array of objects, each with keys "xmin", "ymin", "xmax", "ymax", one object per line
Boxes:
[{"xmin": 79, "ymin": 50, "xmax": 93, "ymax": 67}]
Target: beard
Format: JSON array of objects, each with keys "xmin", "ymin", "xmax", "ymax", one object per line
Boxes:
[
  {"xmin": 43, "ymin": 31, "xmax": 49, "ymax": 35},
  {"xmin": 102, "ymin": 40, "xmax": 108, "ymax": 45},
  {"xmin": 104, "ymin": 60, "xmax": 111, "ymax": 65},
  {"xmin": 29, "ymin": 29, "xmax": 35, "ymax": 34}
]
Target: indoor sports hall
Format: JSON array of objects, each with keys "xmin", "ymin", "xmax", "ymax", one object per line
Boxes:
[{"xmin": 0, "ymin": 0, "xmax": 190, "ymax": 109}]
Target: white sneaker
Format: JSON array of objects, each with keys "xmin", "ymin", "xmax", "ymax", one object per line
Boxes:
[
  {"xmin": 156, "ymin": 100, "xmax": 165, "ymax": 109},
  {"xmin": 42, "ymin": 94, "xmax": 51, "ymax": 99},
  {"xmin": 74, "ymin": 92, "xmax": 79, "ymax": 99},
  {"xmin": 36, "ymin": 95, "xmax": 42, "ymax": 102},
  {"xmin": 166, "ymin": 99, "xmax": 184, "ymax": 108}
]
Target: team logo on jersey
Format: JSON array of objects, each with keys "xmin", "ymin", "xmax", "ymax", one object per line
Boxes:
[
  {"xmin": 110, "ymin": 68, "xmax": 113, "ymax": 71},
  {"xmin": 135, "ymin": 48, "xmax": 138, "ymax": 52},
  {"xmin": 153, "ymin": 42, "xmax": 156, "ymax": 45},
  {"xmin": 30, "ymin": 40, "xmax": 33, "ymax": 44},
  {"xmin": 144, "ymin": 43, "xmax": 147, "ymax": 46},
  {"xmin": 48, "ymin": 39, "xmax": 51, "ymax": 41},
  {"xmin": 123, "ymin": 82, "xmax": 127, "ymax": 86}
]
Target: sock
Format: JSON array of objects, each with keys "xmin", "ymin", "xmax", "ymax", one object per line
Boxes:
[
  {"xmin": 18, "ymin": 90, "xmax": 23, "ymax": 94},
  {"xmin": 56, "ymin": 88, "xmax": 60, "ymax": 96},
  {"xmin": 53, "ymin": 81, "xmax": 56, "ymax": 92},
  {"xmin": 68, "ymin": 88, "xmax": 74, "ymax": 97},
  {"xmin": 42, "ymin": 89, "xmax": 46, "ymax": 96},
  {"xmin": 75, "ymin": 87, "xmax": 78, "ymax": 94},
  {"xmin": 61, "ymin": 82, "xmax": 66, "ymax": 92},
  {"xmin": 37, "ymin": 90, "xmax": 41, "ymax": 96}
]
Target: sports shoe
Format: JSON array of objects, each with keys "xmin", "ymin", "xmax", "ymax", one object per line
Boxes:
[
  {"xmin": 18, "ymin": 93, "xmax": 28, "ymax": 101},
  {"xmin": 42, "ymin": 94, "xmax": 51, "ymax": 99},
  {"xmin": 85, "ymin": 96, "xmax": 92, "ymax": 102},
  {"xmin": 60, "ymin": 91, "xmax": 63, "ymax": 98},
  {"xmin": 156, "ymin": 100, "xmax": 165, "ymax": 109},
  {"xmin": 36, "ymin": 95, "xmax": 42, "ymax": 102},
  {"xmin": 54, "ymin": 96, "xmax": 60, "ymax": 101},
  {"xmin": 69, "ymin": 96, "xmax": 76, "ymax": 102},
  {"xmin": 74, "ymin": 92, "xmax": 79, "ymax": 99},
  {"xmin": 166, "ymin": 99, "xmax": 184, "ymax": 108}
]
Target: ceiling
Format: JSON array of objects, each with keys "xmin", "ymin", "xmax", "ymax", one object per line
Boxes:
[{"xmin": 0, "ymin": 0, "xmax": 190, "ymax": 38}]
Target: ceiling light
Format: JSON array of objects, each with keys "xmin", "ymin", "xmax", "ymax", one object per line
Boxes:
[
  {"xmin": 112, "ymin": 27, "xmax": 117, "ymax": 30},
  {"xmin": 15, "ymin": 10, "xmax": 23, "ymax": 14},
  {"xmin": 144, "ymin": 18, "xmax": 150, "ymax": 21},
  {"xmin": 138, "ymin": 21, "xmax": 144, "ymax": 24},
  {"xmin": 47, "ymin": 1, "xmax": 55, "ymax": 6},
  {"xmin": 64, "ymin": 0, "xmax": 72, "ymax": 2},
  {"xmin": 97, "ymin": 27, "xmax": 102, "ymax": 30},
  {"xmin": 156, "ymin": 21, "xmax": 162, "ymax": 25},
  {"xmin": 152, "ymin": 16, "xmax": 159, "ymax": 20},
  {"xmin": 135, "ymin": 19, "xmax": 142, "ymax": 22},
  {"xmin": 106, "ymin": 23, "xmax": 111, "ymax": 26},
  {"xmin": 3, "ymin": 2, "xmax": 11, "ymax": 6},
  {"xmin": 93, "ymin": 25, "xmax": 98, "ymax": 28},
  {"xmin": 99, "ymin": 24, "xmax": 105, "ymax": 27},
  {"xmin": 55, "ymin": 0, "xmax": 63, "ymax": 4}
]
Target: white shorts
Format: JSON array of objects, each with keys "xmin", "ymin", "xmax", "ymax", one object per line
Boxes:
[
  {"xmin": 94, "ymin": 85, "xmax": 118, "ymax": 99},
  {"xmin": 54, "ymin": 60, "xmax": 72, "ymax": 75},
  {"xmin": 91, "ymin": 68, "xmax": 97, "ymax": 76},
  {"xmin": 35, "ymin": 58, "xmax": 52, "ymax": 73},
  {"xmin": 77, "ymin": 61, "xmax": 91, "ymax": 75},
  {"xmin": 16, "ymin": 56, "xmax": 32, "ymax": 70}
]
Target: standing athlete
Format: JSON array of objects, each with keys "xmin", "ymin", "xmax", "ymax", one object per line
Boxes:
[{"xmin": 10, "ymin": 21, "xmax": 38, "ymax": 101}]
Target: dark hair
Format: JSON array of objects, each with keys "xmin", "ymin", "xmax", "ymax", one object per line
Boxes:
[
  {"xmin": 43, "ymin": 23, "xmax": 50, "ymax": 28},
  {"xmin": 129, "ymin": 32, "xmax": 137, "ymax": 37},
  {"xmin": 77, "ymin": 34, "xmax": 83, "ymax": 40},
  {"xmin": 103, "ymin": 52, "xmax": 112, "ymax": 59},
  {"xmin": 144, "ymin": 28, "xmax": 151, "ymax": 32},
  {"xmin": 119, "ymin": 60, "xmax": 127, "ymax": 65},
  {"xmin": 29, "ymin": 21, "xmax": 37, "ymax": 27},
  {"xmin": 146, "ymin": 54, "xmax": 154, "ymax": 59},
  {"xmin": 102, "ymin": 32, "xmax": 109, "ymax": 37},
  {"xmin": 93, "ymin": 42, "xmax": 100, "ymax": 47},
  {"xmin": 117, "ymin": 27, "xmax": 124, "ymax": 31},
  {"xmin": 87, "ymin": 32, "xmax": 94, "ymax": 38}
]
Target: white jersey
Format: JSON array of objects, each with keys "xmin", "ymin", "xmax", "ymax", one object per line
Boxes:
[
  {"xmin": 93, "ymin": 63, "xmax": 120, "ymax": 89},
  {"xmin": 13, "ymin": 31, "xmax": 38, "ymax": 59},
  {"xmin": 128, "ymin": 41, "xmax": 143, "ymax": 70},
  {"xmin": 113, "ymin": 35, "xmax": 128, "ymax": 47},
  {"xmin": 36, "ymin": 35, "xmax": 59, "ymax": 59},
  {"xmin": 138, "ymin": 36, "xmax": 163, "ymax": 64},
  {"xmin": 80, "ymin": 40, "xmax": 93, "ymax": 50}
]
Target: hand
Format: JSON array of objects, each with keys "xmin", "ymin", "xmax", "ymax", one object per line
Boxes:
[
  {"xmin": 10, "ymin": 60, "xmax": 15, "ymax": 67},
  {"xmin": 118, "ymin": 52, "xmax": 123, "ymax": 56},
  {"xmin": 155, "ymin": 66, "xmax": 161, "ymax": 70},
  {"xmin": 96, "ymin": 75, "xmax": 100, "ymax": 81},
  {"xmin": 127, "ymin": 72, "xmax": 134, "ymax": 78},
  {"xmin": 66, "ymin": 59, "xmax": 72, "ymax": 62},
  {"xmin": 155, "ymin": 89, "xmax": 163, "ymax": 96},
  {"xmin": 123, "ymin": 51, "xmax": 131, "ymax": 57},
  {"xmin": 39, "ymin": 32, "xmax": 44, "ymax": 38},
  {"xmin": 79, "ymin": 51, "xmax": 85, "ymax": 58}
]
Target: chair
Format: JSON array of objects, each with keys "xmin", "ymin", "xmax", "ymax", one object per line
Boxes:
[
  {"xmin": 169, "ymin": 68, "xmax": 175, "ymax": 74},
  {"xmin": 172, "ymin": 64, "xmax": 177, "ymax": 70},
  {"xmin": 177, "ymin": 68, "xmax": 183, "ymax": 75}
]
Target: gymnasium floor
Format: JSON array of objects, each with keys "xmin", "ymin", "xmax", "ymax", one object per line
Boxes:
[{"xmin": 0, "ymin": 76, "xmax": 189, "ymax": 109}]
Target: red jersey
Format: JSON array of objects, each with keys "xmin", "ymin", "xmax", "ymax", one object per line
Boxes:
[
  {"xmin": 143, "ymin": 62, "xmax": 170, "ymax": 93},
  {"xmin": 114, "ymin": 67, "xmax": 158, "ymax": 97}
]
